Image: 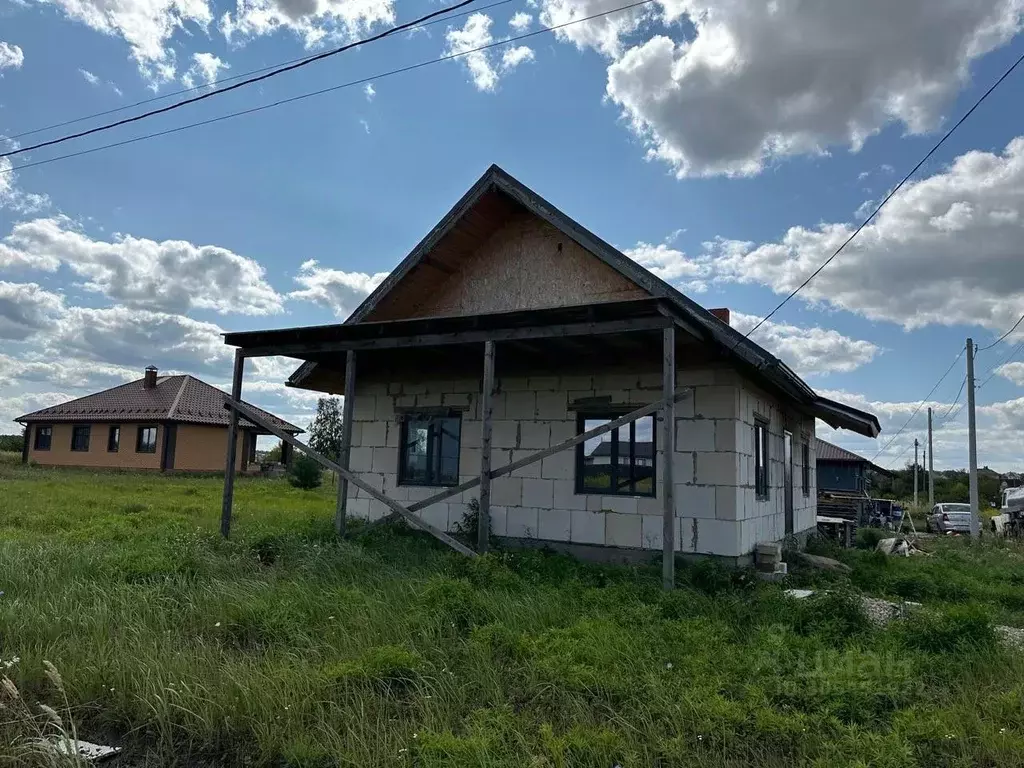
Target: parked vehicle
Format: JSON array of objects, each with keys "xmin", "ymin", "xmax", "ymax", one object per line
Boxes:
[
  {"xmin": 993, "ymin": 488, "xmax": 1024, "ymax": 536},
  {"xmin": 925, "ymin": 503, "xmax": 973, "ymax": 534}
]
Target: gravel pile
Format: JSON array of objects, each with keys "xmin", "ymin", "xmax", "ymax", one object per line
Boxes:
[{"xmin": 996, "ymin": 625, "xmax": 1024, "ymax": 649}]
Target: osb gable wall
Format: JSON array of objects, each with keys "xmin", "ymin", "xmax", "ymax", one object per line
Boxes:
[
  {"xmin": 369, "ymin": 211, "xmax": 648, "ymax": 320},
  {"xmin": 25, "ymin": 422, "xmax": 163, "ymax": 470}
]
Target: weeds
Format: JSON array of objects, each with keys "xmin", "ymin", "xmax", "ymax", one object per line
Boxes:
[{"xmin": 2, "ymin": 463, "xmax": 1024, "ymax": 766}]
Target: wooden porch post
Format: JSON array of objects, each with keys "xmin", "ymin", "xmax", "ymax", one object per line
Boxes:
[
  {"xmin": 478, "ymin": 341, "xmax": 496, "ymax": 552},
  {"xmin": 662, "ymin": 326, "xmax": 676, "ymax": 590},
  {"xmin": 221, "ymin": 349, "xmax": 245, "ymax": 538},
  {"xmin": 336, "ymin": 349, "xmax": 357, "ymax": 537}
]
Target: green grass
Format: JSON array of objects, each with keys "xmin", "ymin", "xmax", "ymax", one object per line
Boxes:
[{"xmin": 3, "ymin": 463, "xmax": 1024, "ymax": 766}]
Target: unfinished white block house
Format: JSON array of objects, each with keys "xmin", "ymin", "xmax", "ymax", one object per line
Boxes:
[{"xmin": 223, "ymin": 166, "xmax": 880, "ymax": 571}]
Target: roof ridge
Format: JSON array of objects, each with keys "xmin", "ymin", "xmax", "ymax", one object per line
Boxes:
[{"xmin": 166, "ymin": 374, "xmax": 190, "ymax": 420}]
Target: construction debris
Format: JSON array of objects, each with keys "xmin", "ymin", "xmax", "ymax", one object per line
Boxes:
[
  {"xmin": 794, "ymin": 552, "xmax": 852, "ymax": 573},
  {"xmin": 876, "ymin": 536, "xmax": 928, "ymax": 557},
  {"xmin": 50, "ymin": 737, "xmax": 121, "ymax": 762}
]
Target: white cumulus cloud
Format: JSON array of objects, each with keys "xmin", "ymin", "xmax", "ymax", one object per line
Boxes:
[
  {"xmin": 0, "ymin": 217, "xmax": 283, "ymax": 315},
  {"xmin": 996, "ymin": 361, "xmax": 1024, "ymax": 386},
  {"xmin": 221, "ymin": 0, "xmax": 395, "ymax": 50},
  {"xmin": 572, "ymin": 0, "xmax": 1024, "ymax": 176},
  {"xmin": 444, "ymin": 13, "xmax": 534, "ymax": 92},
  {"xmin": 289, "ymin": 259, "xmax": 387, "ymax": 318},
  {"xmin": 0, "ymin": 282, "xmax": 65, "ymax": 341},
  {"xmin": 181, "ymin": 52, "xmax": 229, "ymax": 88},
  {"xmin": 707, "ymin": 137, "xmax": 1024, "ymax": 334},
  {"xmin": 0, "ymin": 42, "xmax": 24, "ymax": 71},
  {"xmin": 508, "ymin": 11, "xmax": 532, "ymax": 31}
]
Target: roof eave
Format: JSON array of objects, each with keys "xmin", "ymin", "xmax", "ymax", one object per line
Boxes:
[{"xmin": 813, "ymin": 397, "xmax": 881, "ymax": 438}]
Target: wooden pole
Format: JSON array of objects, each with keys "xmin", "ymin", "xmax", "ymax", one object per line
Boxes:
[
  {"xmin": 662, "ymin": 325, "xmax": 676, "ymax": 590},
  {"xmin": 478, "ymin": 341, "xmax": 496, "ymax": 552},
  {"xmin": 336, "ymin": 350, "xmax": 357, "ymax": 537},
  {"xmin": 221, "ymin": 349, "xmax": 244, "ymax": 538},
  {"xmin": 966, "ymin": 338, "xmax": 980, "ymax": 539},
  {"xmin": 928, "ymin": 407, "xmax": 935, "ymax": 509}
]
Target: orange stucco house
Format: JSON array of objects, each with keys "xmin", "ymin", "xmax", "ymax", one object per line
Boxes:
[{"xmin": 16, "ymin": 366, "xmax": 302, "ymax": 472}]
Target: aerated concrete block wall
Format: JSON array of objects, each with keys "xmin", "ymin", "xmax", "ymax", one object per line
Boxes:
[{"xmin": 343, "ymin": 365, "xmax": 816, "ymax": 559}]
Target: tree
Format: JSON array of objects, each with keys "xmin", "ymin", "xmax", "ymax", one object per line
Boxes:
[
  {"xmin": 264, "ymin": 441, "xmax": 283, "ymax": 463},
  {"xmin": 307, "ymin": 397, "xmax": 344, "ymax": 463},
  {"xmin": 0, "ymin": 433, "xmax": 24, "ymax": 453},
  {"xmin": 289, "ymin": 454, "xmax": 323, "ymax": 489}
]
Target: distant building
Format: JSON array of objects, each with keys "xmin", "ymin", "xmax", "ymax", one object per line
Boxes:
[
  {"xmin": 815, "ymin": 437, "xmax": 889, "ymax": 494},
  {"xmin": 15, "ymin": 366, "xmax": 301, "ymax": 472}
]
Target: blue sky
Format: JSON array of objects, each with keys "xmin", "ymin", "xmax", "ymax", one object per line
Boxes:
[{"xmin": 1, "ymin": 0, "xmax": 1024, "ymax": 469}]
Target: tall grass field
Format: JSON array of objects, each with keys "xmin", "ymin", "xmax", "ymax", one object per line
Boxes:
[{"xmin": 2, "ymin": 461, "xmax": 1024, "ymax": 766}]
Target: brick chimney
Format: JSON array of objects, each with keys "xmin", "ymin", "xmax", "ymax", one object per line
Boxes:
[
  {"xmin": 143, "ymin": 365, "xmax": 158, "ymax": 389},
  {"xmin": 709, "ymin": 307, "xmax": 731, "ymax": 325}
]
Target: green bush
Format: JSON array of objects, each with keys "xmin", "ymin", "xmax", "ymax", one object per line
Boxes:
[
  {"xmin": 288, "ymin": 454, "xmax": 323, "ymax": 489},
  {"xmin": 856, "ymin": 527, "xmax": 888, "ymax": 549}
]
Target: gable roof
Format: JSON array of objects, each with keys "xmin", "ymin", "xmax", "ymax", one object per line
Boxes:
[
  {"xmin": 15, "ymin": 375, "xmax": 303, "ymax": 433},
  {"xmin": 284, "ymin": 164, "xmax": 880, "ymax": 438},
  {"xmin": 816, "ymin": 438, "xmax": 891, "ymax": 475}
]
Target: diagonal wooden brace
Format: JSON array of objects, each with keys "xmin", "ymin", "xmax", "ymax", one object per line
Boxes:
[{"xmin": 223, "ymin": 396, "xmax": 476, "ymax": 558}]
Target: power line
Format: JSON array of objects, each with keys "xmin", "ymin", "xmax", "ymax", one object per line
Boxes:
[
  {"xmin": 0, "ymin": 0, "xmax": 514, "ymax": 144},
  {"xmin": 1, "ymin": 0, "xmax": 657, "ymax": 177},
  {"xmin": 871, "ymin": 348, "xmax": 964, "ymax": 462},
  {"xmin": 940, "ymin": 375, "xmax": 967, "ymax": 420},
  {"xmin": 742, "ymin": 47, "xmax": 1024, "ymax": 343},
  {"xmin": 978, "ymin": 311, "xmax": 1024, "ymax": 352},
  {"xmin": 978, "ymin": 338, "xmax": 1024, "ymax": 388},
  {"xmin": 0, "ymin": 0, "xmax": 485, "ymax": 160}
]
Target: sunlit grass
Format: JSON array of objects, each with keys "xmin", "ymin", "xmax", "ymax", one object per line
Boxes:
[{"xmin": 2, "ymin": 462, "xmax": 1024, "ymax": 766}]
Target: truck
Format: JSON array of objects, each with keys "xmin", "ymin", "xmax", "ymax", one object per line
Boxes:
[{"xmin": 993, "ymin": 488, "xmax": 1024, "ymax": 536}]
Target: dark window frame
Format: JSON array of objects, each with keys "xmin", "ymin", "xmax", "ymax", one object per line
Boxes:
[
  {"xmin": 70, "ymin": 424, "xmax": 91, "ymax": 452},
  {"xmin": 801, "ymin": 440, "xmax": 810, "ymax": 497},
  {"xmin": 397, "ymin": 412, "xmax": 462, "ymax": 488},
  {"xmin": 754, "ymin": 417, "xmax": 770, "ymax": 500},
  {"xmin": 33, "ymin": 425, "xmax": 53, "ymax": 451},
  {"xmin": 575, "ymin": 410, "xmax": 657, "ymax": 498},
  {"xmin": 107, "ymin": 425, "xmax": 120, "ymax": 453},
  {"xmin": 136, "ymin": 425, "xmax": 158, "ymax": 454}
]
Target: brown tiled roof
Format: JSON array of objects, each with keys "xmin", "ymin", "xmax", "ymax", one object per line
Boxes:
[
  {"xmin": 15, "ymin": 375, "xmax": 302, "ymax": 434},
  {"xmin": 815, "ymin": 438, "xmax": 869, "ymax": 463}
]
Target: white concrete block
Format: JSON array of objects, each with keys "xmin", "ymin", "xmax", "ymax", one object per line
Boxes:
[
  {"xmin": 715, "ymin": 486, "xmax": 743, "ymax": 521},
  {"xmin": 506, "ymin": 506, "xmax": 539, "ymax": 538},
  {"xmin": 549, "ymin": 420, "xmax": 576, "ymax": 446},
  {"xmin": 385, "ymin": 421, "xmax": 400, "ymax": 448},
  {"xmin": 419, "ymin": 503, "xmax": 449, "ymax": 533},
  {"xmin": 489, "ymin": 392, "xmax": 507, "ymax": 420},
  {"xmin": 585, "ymin": 494, "xmax": 603, "ymax": 511},
  {"xmin": 522, "ymin": 478, "xmax": 554, "ymax": 508},
  {"xmin": 553, "ymin": 480, "xmax": 587, "ymax": 510},
  {"xmin": 349, "ymin": 446, "xmax": 373, "ymax": 473},
  {"xmin": 637, "ymin": 495, "xmax": 661, "ymax": 516},
  {"xmin": 676, "ymin": 483, "xmax": 716, "ymax": 519},
  {"xmin": 491, "ymin": 421, "xmax": 519, "ymax": 449},
  {"xmin": 367, "ymin": 499, "xmax": 390, "ymax": 521},
  {"xmin": 528, "ymin": 376, "xmax": 560, "ymax": 391},
  {"xmin": 347, "ymin": 497, "xmax": 370, "ymax": 520},
  {"xmin": 676, "ymin": 419, "xmax": 715, "ymax": 453},
  {"xmin": 538, "ymin": 507, "xmax": 571, "ymax": 540},
  {"xmin": 500, "ymin": 377, "xmax": 531, "ymax": 391},
  {"xmin": 448, "ymin": 503, "xmax": 471, "ymax": 532},
  {"xmin": 491, "ymin": 477, "xmax": 522, "ymax": 507},
  {"xmin": 715, "ymin": 420, "xmax": 741, "ymax": 453},
  {"xmin": 362, "ymin": 421, "xmax": 387, "ymax": 448},
  {"xmin": 403, "ymin": 485, "xmax": 435, "ymax": 502},
  {"xmin": 696, "ymin": 452, "xmax": 739, "ymax": 486},
  {"xmin": 674, "ymin": 391, "xmax": 695, "ymax": 419},
  {"xmin": 676, "ymin": 368, "xmax": 716, "ymax": 387},
  {"xmin": 519, "ymin": 422, "xmax": 550, "ymax": 450},
  {"xmin": 535, "ymin": 391, "xmax": 568, "ymax": 420},
  {"xmin": 353, "ymin": 395, "xmax": 377, "ymax": 422},
  {"xmin": 695, "ymin": 386, "xmax": 738, "ymax": 419},
  {"xmin": 374, "ymin": 396, "xmax": 395, "ymax": 422},
  {"xmin": 459, "ymin": 447, "xmax": 481, "ymax": 476},
  {"xmin": 371, "ymin": 447, "xmax": 395, "ymax": 474},
  {"xmin": 606, "ymin": 512, "xmax": 642, "ymax": 548},
  {"xmin": 508, "ymin": 450, "xmax": 542, "ymax": 479},
  {"xmin": 570, "ymin": 509, "xmax": 605, "ymax": 544},
  {"xmin": 489, "ymin": 505, "xmax": 508, "ymax": 536},
  {"xmin": 671, "ymin": 450, "xmax": 694, "ymax": 486},
  {"xmin": 362, "ymin": 382, "xmax": 388, "ymax": 396},
  {"xmin": 416, "ymin": 392, "xmax": 443, "ymax": 407},
  {"xmin": 349, "ymin": 422, "xmax": 364, "ymax": 446},
  {"xmin": 560, "ymin": 375, "xmax": 593, "ymax": 390},
  {"xmin": 688, "ymin": 517, "xmax": 741, "ymax": 556},
  {"xmin": 641, "ymin": 514, "xmax": 663, "ymax": 550},
  {"xmin": 442, "ymin": 392, "xmax": 473, "ymax": 410},
  {"xmin": 505, "ymin": 391, "xmax": 536, "ymax": 418},
  {"xmin": 600, "ymin": 495, "xmax": 638, "ymax": 515},
  {"xmin": 541, "ymin": 450, "xmax": 575, "ymax": 481}
]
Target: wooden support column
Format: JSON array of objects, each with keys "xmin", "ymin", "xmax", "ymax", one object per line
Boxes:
[
  {"xmin": 477, "ymin": 341, "xmax": 496, "ymax": 553},
  {"xmin": 662, "ymin": 325, "xmax": 676, "ymax": 590},
  {"xmin": 221, "ymin": 349, "xmax": 245, "ymax": 538},
  {"xmin": 336, "ymin": 350, "xmax": 357, "ymax": 537}
]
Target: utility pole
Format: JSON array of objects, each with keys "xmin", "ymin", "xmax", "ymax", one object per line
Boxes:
[
  {"xmin": 914, "ymin": 438, "xmax": 919, "ymax": 509},
  {"xmin": 967, "ymin": 338, "xmax": 980, "ymax": 539},
  {"xmin": 927, "ymin": 407, "xmax": 934, "ymax": 509}
]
